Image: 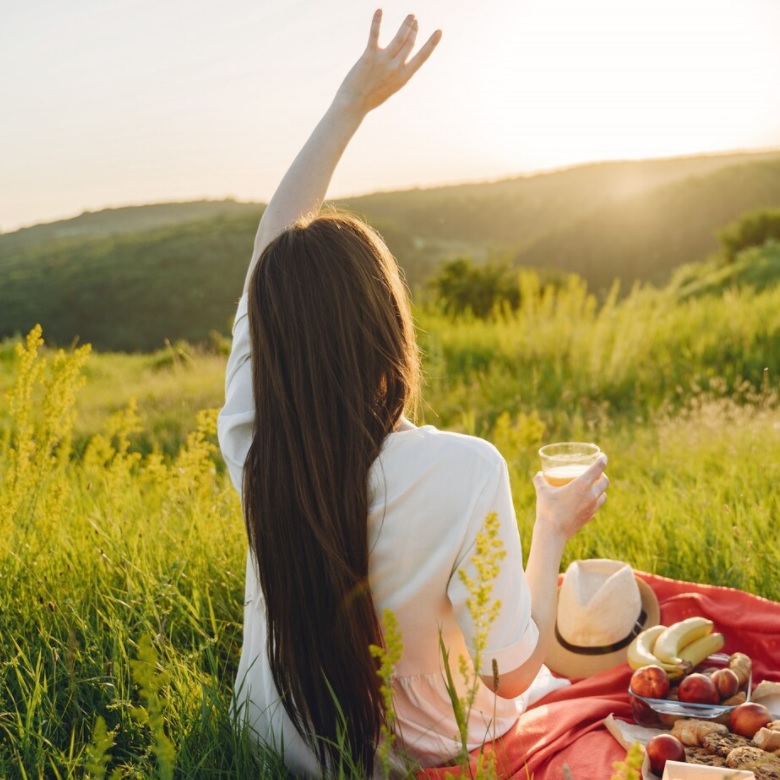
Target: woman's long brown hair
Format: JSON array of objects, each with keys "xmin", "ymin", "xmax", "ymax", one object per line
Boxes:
[{"xmin": 243, "ymin": 213, "xmax": 419, "ymax": 775}]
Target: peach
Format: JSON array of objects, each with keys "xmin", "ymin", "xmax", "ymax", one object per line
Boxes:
[
  {"xmin": 646, "ymin": 733, "xmax": 686, "ymax": 776},
  {"xmin": 630, "ymin": 665, "xmax": 671, "ymax": 699},
  {"xmin": 729, "ymin": 702, "xmax": 772, "ymax": 738},
  {"xmin": 711, "ymin": 668, "xmax": 740, "ymax": 700},
  {"xmin": 630, "ymin": 696, "xmax": 660, "ymax": 727},
  {"xmin": 677, "ymin": 672, "xmax": 719, "ymax": 705}
]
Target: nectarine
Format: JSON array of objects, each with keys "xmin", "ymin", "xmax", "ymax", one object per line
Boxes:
[
  {"xmin": 630, "ymin": 696, "xmax": 660, "ymax": 727},
  {"xmin": 646, "ymin": 733, "xmax": 686, "ymax": 776},
  {"xmin": 729, "ymin": 702, "xmax": 772, "ymax": 738},
  {"xmin": 630, "ymin": 665, "xmax": 671, "ymax": 699},
  {"xmin": 711, "ymin": 668, "xmax": 740, "ymax": 700},
  {"xmin": 677, "ymin": 672, "xmax": 719, "ymax": 705}
]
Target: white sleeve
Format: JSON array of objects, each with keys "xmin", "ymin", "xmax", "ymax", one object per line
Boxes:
[
  {"xmin": 217, "ymin": 294, "xmax": 255, "ymax": 495},
  {"xmin": 447, "ymin": 459, "xmax": 539, "ymax": 676}
]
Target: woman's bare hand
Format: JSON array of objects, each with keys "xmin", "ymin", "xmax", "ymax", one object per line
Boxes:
[
  {"xmin": 532, "ymin": 456, "xmax": 609, "ymax": 543},
  {"xmin": 335, "ymin": 9, "xmax": 442, "ymax": 115}
]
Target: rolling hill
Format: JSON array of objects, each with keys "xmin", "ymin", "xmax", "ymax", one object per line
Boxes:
[
  {"xmin": 342, "ymin": 149, "xmax": 780, "ymax": 253},
  {"xmin": 514, "ymin": 157, "xmax": 780, "ymax": 289},
  {"xmin": 2, "ymin": 149, "xmax": 780, "ymax": 351},
  {"xmin": 0, "ymin": 200, "xmax": 260, "ymax": 256}
]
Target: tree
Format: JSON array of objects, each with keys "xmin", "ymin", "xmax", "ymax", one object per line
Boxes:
[
  {"xmin": 717, "ymin": 207, "xmax": 780, "ymax": 263},
  {"xmin": 430, "ymin": 257, "xmax": 520, "ymax": 318}
]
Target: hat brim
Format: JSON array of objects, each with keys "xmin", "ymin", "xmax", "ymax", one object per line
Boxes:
[{"xmin": 545, "ymin": 575, "xmax": 660, "ymax": 679}]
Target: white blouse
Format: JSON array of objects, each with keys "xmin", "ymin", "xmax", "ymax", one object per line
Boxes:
[{"xmin": 217, "ymin": 294, "xmax": 567, "ymax": 776}]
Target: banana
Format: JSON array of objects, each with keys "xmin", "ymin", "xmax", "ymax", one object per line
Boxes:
[
  {"xmin": 627, "ymin": 625, "xmax": 688, "ymax": 677},
  {"xmin": 654, "ymin": 617, "xmax": 714, "ymax": 664},
  {"xmin": 628, "ymin": 625, "xmax": 666, "ymax": 669},
  {"xmin": 677, "ymin": 631, "xmax": 725, "ymax": 666}
]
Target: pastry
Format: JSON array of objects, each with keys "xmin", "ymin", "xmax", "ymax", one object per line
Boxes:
[
  {"xmin": 671, "ymin": 718, "xmax": 728, "ymax": 746},
  {"xmin": 701, "ymin": 730, "xmax": 751, "ymax": 757}
]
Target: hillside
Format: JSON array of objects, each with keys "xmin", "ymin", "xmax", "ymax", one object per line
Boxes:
[
  {"xmin": 515, "ymin": 157, "xmax": 780, "ymax": 289},
  {"xmin": 668, "ymin": 240, "xmax": 780, "ymax": 300},
  {"xmin": 3, "ymin": 149, "xmax": 780, "ymax": 350},
  {"xmin": 0, "ymin": 200, "xmax": 260, "ymax": 256},
  {"xmin": 0, "ymin": 214, "xmax": 257, "ymax": 352},
  {"xmin": 341, "ymin": 149, "xmax": 780, "ymax": 254},
  {"xmin": 4, "ymin": 149, "xmax": 778, "ymax": 261}
]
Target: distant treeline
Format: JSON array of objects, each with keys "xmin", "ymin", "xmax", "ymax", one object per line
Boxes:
[
  {"xmin": 0, "ymin": 215, "xmax": 256, "ymax": 352},
  {"xmin": 0, "ymin": 211, "xmax": 433, "ymax": 352},
  {"xmin": 2, "ymin": 150, "xmax": 780, "ymax": 351}
]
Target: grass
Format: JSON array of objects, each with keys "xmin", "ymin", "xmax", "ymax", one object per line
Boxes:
[{"xmin": 1, "ymin": 269, "xmax": 779, "ymax": 778}]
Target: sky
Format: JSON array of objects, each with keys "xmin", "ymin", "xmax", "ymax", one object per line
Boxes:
[{"xmin": 2, "ymin": 0, "xmax": 780, "ymax": 232}]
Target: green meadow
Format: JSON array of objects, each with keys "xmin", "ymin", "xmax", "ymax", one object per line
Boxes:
[{"xmin": 2, "ymin": 238, "xmax": 780, "ymax": 777}]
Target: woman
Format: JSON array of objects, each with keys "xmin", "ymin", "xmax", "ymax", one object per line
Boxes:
[{"xmin": 218, "ymin": 10, "xmax": 608, "ymax": 778}]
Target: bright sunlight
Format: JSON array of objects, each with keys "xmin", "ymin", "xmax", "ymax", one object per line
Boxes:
[
  {"xmin": 2, "ymin": 0, "xmax": 779, "ymax": 229},
  {"xmin": 456, "ymin": 0, "xmax": 780, "ymax": 174}
]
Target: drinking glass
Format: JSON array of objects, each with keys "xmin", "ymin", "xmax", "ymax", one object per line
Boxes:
[{"xmin": 539, "ymin": 442, "xmax": 601, "ymax": 486}]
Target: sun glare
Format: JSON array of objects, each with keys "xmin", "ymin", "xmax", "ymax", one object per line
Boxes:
[
  {"xmin": 453, "ymin": 0, "xmax": 780, "ymax": 172},
  {"xmin": 3, "ymin": 0, "xmax": 780, "ymax": 229}
]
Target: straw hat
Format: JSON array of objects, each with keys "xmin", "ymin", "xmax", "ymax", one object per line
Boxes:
[{"xmin": 545, "ymin": 559, "xmax": 660, "ymax": 679}]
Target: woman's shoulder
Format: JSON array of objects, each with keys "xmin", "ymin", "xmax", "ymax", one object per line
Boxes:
[
  {"xmin": 369, "ymin": 424, "xmax": 513, "ymax": 548},
  {"xmin": 383, "ymin": 423, "xmax": 505, "ymax": 475}
]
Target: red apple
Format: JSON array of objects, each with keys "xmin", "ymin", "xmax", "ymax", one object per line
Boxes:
[
  {"xmin": 711, "ymin": 668, "xmax": 740, "ymax": 700},
  {"xmin": 729, "ymin": 702, "xmax": 772, "ymax": 738},
  {"xmin": 646, "ymin": 733, "xmax": 686, "ymax": 776},
  {"xmin": 630, "ymin": 696, "xmax": 660, "ymax": 727},
  {"xmin": 677, "ymin": 673, "xmax": 719, "ymax": 705},
  {"xmin": 630, "ymin": 665, "xmax": 671, "ymax": 699}
]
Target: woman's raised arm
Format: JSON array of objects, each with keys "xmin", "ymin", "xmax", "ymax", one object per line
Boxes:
[{"xmin": 243, "ymin": 9, "xmax": 441, "ymax": 292}]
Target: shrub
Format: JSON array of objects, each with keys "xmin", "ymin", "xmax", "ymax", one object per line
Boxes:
[
  {"xmin": 717, "ymin": 207, "xmax": 780, "ymax": 263},
  {"xmin": 430, "ymin": 257, "xmax": 520, "ymax": 318}
]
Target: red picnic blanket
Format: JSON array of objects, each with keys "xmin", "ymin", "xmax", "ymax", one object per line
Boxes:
[{"xmin": 418, "ymin": 571, "xmax": 780, "ymax": 780}]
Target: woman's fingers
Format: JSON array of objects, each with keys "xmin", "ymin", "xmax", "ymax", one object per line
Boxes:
[
  {"xmin": 367, "ymin": 8, "xmax": 382, "ymax": 50},
  {"xmin": 532, "ymin": 459, "xmax": 610, "ymax": 541},
  {"xmin": 342, "ymin": 11, "xmax": 440, "ymax": 113},
  {"xmin": 385, "ymin": 14, "xmax": 417, "ymax": 58},
  {"xmin": 404, "ymin": 29, "xmax": 442, "ymax": 76},
  {"xmin": 580, "ymin": 454, "xmax": 608, "ymax": 482},
  {"xmin": 394, "ymin": 18, "xmax": 419, "ymax": 64}
]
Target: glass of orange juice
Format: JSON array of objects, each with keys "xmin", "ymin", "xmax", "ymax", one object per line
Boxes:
[{"xmin": 539, "ymin": 442, "xmax": 601, "ymax": 486}]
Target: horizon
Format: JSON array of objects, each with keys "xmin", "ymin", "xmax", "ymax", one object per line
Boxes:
[
  {"xmin": 11, "ymin": 143, "xmax": 780, "ymax": 232},
  {"xmin": 6, "ymin": 144, "xmax": 780, "ymax": 234},
  {"xmin": 3, "ymin": 0, "xmax": 780, "ymax": 233}
]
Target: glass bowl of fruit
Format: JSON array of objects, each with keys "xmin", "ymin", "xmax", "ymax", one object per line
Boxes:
[{"xmin": 629, "ymin": 653, "xmax": 753, "ymax": 723}]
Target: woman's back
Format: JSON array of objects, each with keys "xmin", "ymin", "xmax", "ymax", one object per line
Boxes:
[{"xmin": 222, "ymin": 375, "xmax": 546, "ymax": 772}]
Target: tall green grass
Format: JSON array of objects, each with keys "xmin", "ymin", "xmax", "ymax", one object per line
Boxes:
[
  {"xmin": 1, "ymin": 273, "xmax": 779, "ymax": 777},
  {"xmin": 0, "ymin": 330, "xmax": 262, "ymax": 778},
  {"xmin": 418, "ymin": 272, "xmax": 780, "ymax": 434}
]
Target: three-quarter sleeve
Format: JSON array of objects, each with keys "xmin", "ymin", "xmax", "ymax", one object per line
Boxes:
[
  {"xmin": 217, "ymin": 294, "xmax": 255, "ymax": 495},
  {"xmin": 446, "ymin": 458, "xmax": 539, "ymax": 677}
]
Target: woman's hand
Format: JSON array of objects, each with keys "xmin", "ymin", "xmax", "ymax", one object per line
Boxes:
[
  {"xmin": 245, "ymin": 9, "xmax": 440, "ymax": 288},
  {"xmin": 335, "ymin": 10, "xmax": 442, "ymax": 116},
  {"xmin": 532, "ymin": 456, "xmax": 609, "ymax": 543}
]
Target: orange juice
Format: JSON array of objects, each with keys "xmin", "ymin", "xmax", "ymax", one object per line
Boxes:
[{"xmin": 543, "ymin": 463, "xmax": 590, "ymax": 486}]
